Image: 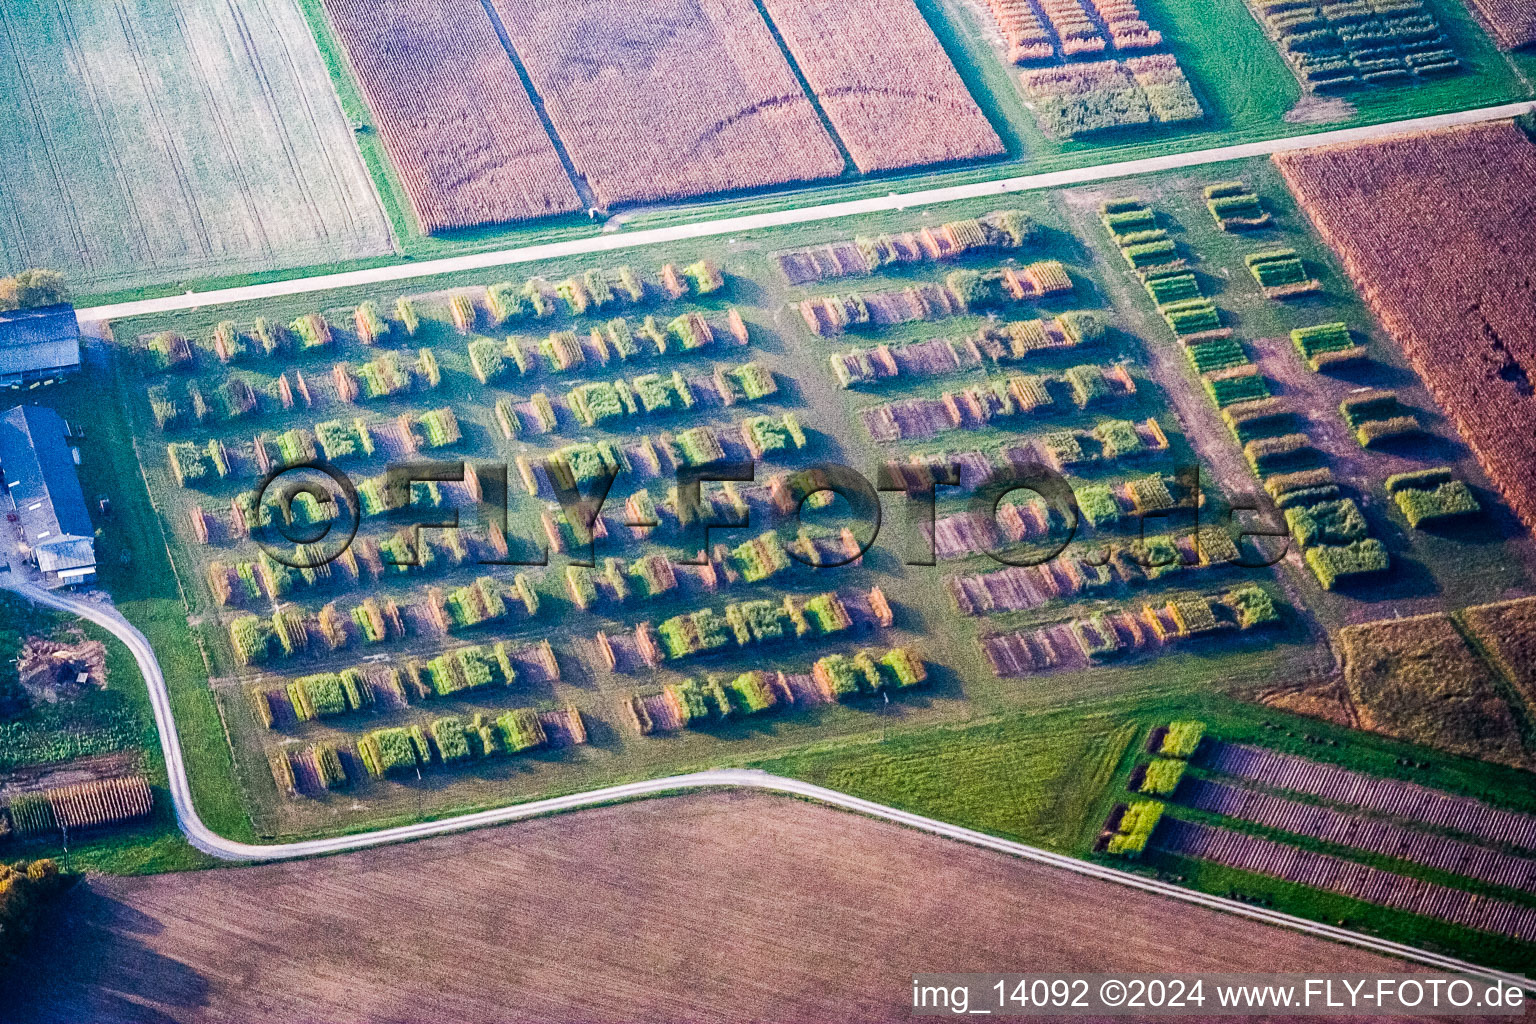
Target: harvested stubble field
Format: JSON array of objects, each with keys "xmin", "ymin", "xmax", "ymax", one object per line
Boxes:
[
  {"xmin": 321, "ymin": 0, "xmax": 581, "ymax": 232},
  {"xmin": 757, "ymin": 0, "xmax": 1005, "ymax": 172},
  {"xmin": 9, "ymin": 792, "xmax": 1435, "ymax": 1024},
  {"xmin": 1464, "ymin": 0, "xmax": 1536, "ymax": 50},
  {"xmin": 1274, "ymin": 123, "xmax": 1536, "ymax": 532},
  {"xmin": 488, "ymin": 0, "xmax": 846, "ymax": 207},
  {"xmin": 1336, "ymin": 614, "xmax": 1526, "ymax": 769},
  {"xmin": 0, "ymin": 0, "xmax": 390, "ymax": 294}
]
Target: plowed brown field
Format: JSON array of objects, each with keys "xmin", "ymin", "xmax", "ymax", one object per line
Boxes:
[
  {"xmin": 12, "ymin": 792, "xmax": 1434, "ymax": 1024},
  {"xmin": 758, "ymin": 0, "xmax": 1005, "ymax": 172},
  {"xmin": 1275, "ymin": 123, "xmax": 1536, "ymax": 529},
  {"xmin": 322, "ymin": 0, "xmax": 581, "ymax": 232},
  {"xmin": 488, "ymin": 0, "xmax": 846, "ymax": 207}
]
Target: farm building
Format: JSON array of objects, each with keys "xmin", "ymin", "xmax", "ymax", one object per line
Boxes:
[
  {"xmin": 0, "ymin": 304, "xmax": 80, "ymax": 388},
  {"xmin": 0, "ymin": 405, "xmax": 95, "ymax": 585}
]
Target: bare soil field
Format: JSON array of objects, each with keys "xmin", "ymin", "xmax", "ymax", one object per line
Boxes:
[
  {"xmin": 488, "ymin": 0, "xmax": 846, "ymax": 207},
  {"xmin": 0, "ymin": 0, "xmax": 390, "ymax": 294},
  {"xmin": 7, "ymin": 792, "xmax": 1433, "ymax": 1024},
  {"xmin": 758, "ymin": 0, "xmax": 1005, "ymax": 172},
  {"xmin": 1274, "ymin": 123, "xmax": 1536, "ymax": 532},
  {"xmin": 320, "ymin": 0, "xmax": 581, "ymax": 232}
]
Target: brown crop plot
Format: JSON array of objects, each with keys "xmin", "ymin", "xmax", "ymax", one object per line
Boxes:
[
  {"xmin": 488, "ymin": 0, "xmax": 846, "ymax": 207},
  {"xmin": 321, "ymin": 0, "xmax": 581, "ymax": 232},
  {"xmin": 757, "ymin": 0, "xmax": 1004, "ymax": 172},
  {"xmin": 1274, "ymin": 124, "xmax": 1536, "ymax": 531},
  {"xmin": 1337, "ymin": 613, "xmax": 1525, "ymax": 768},
  {"xmin": 1465, "ymin": 0, "xmax": 1536, "ymax": 49},
  {"xmin": 11, "ymin": 793, "xmax": 1433, "ymax": 1023}
]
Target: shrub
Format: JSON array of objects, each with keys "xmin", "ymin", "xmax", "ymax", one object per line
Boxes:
[
  {"xmin": 1094, "ymin": 419, "xmax": 1143, "ymax": 459},
  {"xmin": 1140, "ymin": 758, "xmax": 1186, "ymax": 795},
  {"xmin": 1203, "ymin": 366, "xmax": 1269, "ymax": 407},
  {"xmin": 1162, "ymin": 298, "xmax": 1220, "ymax": 335},
  {"xmin": 1160, "ymin": 720, "xmax": 1206, "ymax": 757},
  {"xmin": 1395, "ymin": 481, "xmax": 1480, "ymax": 527},
  {"xmin": 355, "ymin": 301, "xmax": 387, "ymax": 345},
  {"xmin": 1057, "ymin": 309, "xmax": 1110, "ymax": 344},
  {"xmin": 1338, "ymin": 389, "xmax": 1402, "ymax": 428},
  {"xmin": 1292, "ymin": 322, "xmax": 1354, "ymax": 361},
  {"xmin": 395, "ymin": 298, "xmax": 420, "ymax": 336},
  {"xmin": 468, "ymin": 338, "xmax": 506, "ymax": 383},
  {"xmin": 1306, "ymin": 539, "xmax": 1390, "ymax": 589},
  {"xmin": 1077, "ymin": 484, "xmax": 1119, "ymax": 528},
  {"xmin": 290, "ymin": 313, "xmax": 331, "ymax": 350},
  {"xmin": 229, "ymin": 615, "xmax": 274, "ymax": 666},
  {"xmin": 1385, "ymin": 466, "xmax": 1455, "ymax": 494},
  {"xmin": 497, "ymin": 709, "xmax": 547, "ymax": 753},
  {"xmin": 1356, "ymin": 415, "xmax": 1420, "ymax": 447},
  {"xmin": 1285, "ymin": 497, "xmax": 1367, "ymax": 548},
  {"xmin": 1224, "ymin": 584, "xmax": 1279, "ymax": 628},
  {"xmin": 357, "ymin": 727, "xmax": 423, "ymax": 777},
  {"xmin": 1107, "ymin": 800, "xmax": 1163, "ymax": 857},
  {"xmin": 431, "ymin": 717, "xmax": 473, "ymax": 763}
]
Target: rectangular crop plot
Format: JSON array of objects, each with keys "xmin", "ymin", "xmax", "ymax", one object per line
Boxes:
[
  {"xmin": 757, "ymin": 0, "xmax": 1004, "ymax": 172},
  {"xmin": 1466, "ymin": 0, "xmax": 1536, "ymax": 49},
  {"xmin": 1206, "ymin": 742, "xmax": 1536, "ymax": 852},
  {"xmin": 0, "ymin": 0, "xmax": 391, "ymax": 294},
  {"xmin": 489, "ymin": 0, "xmax": 847, "ymax": 207},
  {"xmin": 1183, "ymin": 777, "xmax": 1536, "ymax": 895},
  {"xmin": 322, "ymin": 0, "xmax": 581, "ymax": 232},
  {"xmin": 1157, "ymin": 818, "xmax": 1536, "ymax": 942},
  {"xmin": 1276, "ymin": 124, "xmax": 1536, "ymax": 531}
]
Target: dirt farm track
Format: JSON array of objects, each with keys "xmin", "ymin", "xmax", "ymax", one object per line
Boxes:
[{"xmin": 5, "ymin": 792, "xmax": 1446, "ymax": 1024}]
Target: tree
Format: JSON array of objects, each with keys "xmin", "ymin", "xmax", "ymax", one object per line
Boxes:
[
  {"xmin": 0, "ymin": 859, "xmax": 73, "ymax": 958},
  {"xmin": 0, "ymin": 269, "xmax": 70, "ymax": 311}
]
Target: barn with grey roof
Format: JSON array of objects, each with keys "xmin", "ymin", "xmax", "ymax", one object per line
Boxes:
[
  {"xmin": 0, "ymin": 304, "xmax": 80, "ymax": 389},
  {"xmin": 0, "ymin": 404, "xmax": 96, "ymax": 585}
]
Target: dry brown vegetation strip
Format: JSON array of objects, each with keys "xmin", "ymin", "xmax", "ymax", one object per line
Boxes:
[
  {"xmin": 1462, "ymin": 596, "xmax": 1536, "ymax": 708},
  {"xmin": 1275, "ymin": 124, "xmax": 1536, "ymax": 530},
  {"xmin": 489, "ymin": 0, "xmax": 846, "ymax": 207},
  {"xmin": 1464, "ymin": 0, "xmax": 1536, "ymax": 49},
  {"xmin": 1337, "ymin": 613, "xmax": 1525, "ymax": 768},
  {"xmin": 322, "ymin": 0, "xmax": 581, "ymax": 232},
  {"xmin": 13, "ymin": 793, "xmax": 1427, "ymax": 1023},
  {"xmin": 758, "ymin": 0, "xmax": 1005, "ymax": 172}
]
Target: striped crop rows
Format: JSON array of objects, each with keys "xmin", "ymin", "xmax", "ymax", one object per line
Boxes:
[
  {"xmin": 323, "ymin": 0, "xmax": 581, "ymax": 231},
  {"xmin": 1207, "ymin": 742, "xmax": 1536, "ymax": 852},
  {"xmin": 1183, "ymin": 778, "xmax": 1536, "ymax": 894},
  {"xmin": 1157, "ymin": 819, "xmax": 1536, "ymax": 941},
  {"xmin": 757, "ymin": 0, "xmax": 1004, "ymax": 172}
]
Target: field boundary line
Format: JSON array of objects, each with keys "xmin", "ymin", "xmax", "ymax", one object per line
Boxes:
[
  {"xmin": 75, "ymin": 99, "xmax": 1536, "ymax": 324},
  {"xmin": 3, "ymin": 578, "xmax": 1530, "ymax": 993}
]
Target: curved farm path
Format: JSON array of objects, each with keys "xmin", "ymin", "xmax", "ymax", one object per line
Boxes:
[
  {"xmin": 1, "ymin": 580, "xmax": 1530, "ymax": 992},
  {"xmin": 75, "ymin": 99, "xmax": 1536, "ymax": 325}
]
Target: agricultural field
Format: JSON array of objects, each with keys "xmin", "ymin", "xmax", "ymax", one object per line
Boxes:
[
  {"xmin": 487, "ymin": 0, "xmax": 847, "ymax": 207},
  {"xmin": 319, "ymin": 0, "xmax": 582, "ymax": 232},
  {"xmin": 46, "ymin": 120, "xmax": 1536, "ymax": 966},
  {"xmin": 1275, "ymin": 122, "xmax": 1536, "ymax": 533},
  {"xmin": 103, "ymin": 144, "xmax": 1536, "ymax": 845},
  {"xmin": 0, "ymin": 0, "xmax": 391, "ymax": 296},
  {"xmin": 1085, "ymin": 706, "xmax": 1536, "ymax": 968},
  {"xmin": 8, "ymin": 790, "xmax": 1446, "ymax": 1023},
  {"xmin": 757, "ymin": 0, "xmax": 1006, "ymax": 171},
  {"xmin": 1464, "ymin": 0, "xmax": 1536, "ymax": 49}
]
